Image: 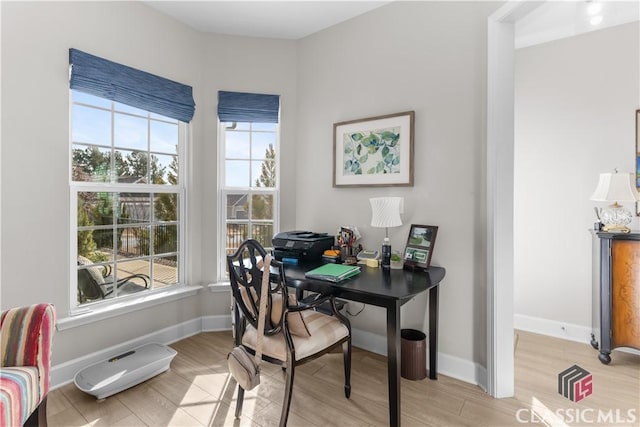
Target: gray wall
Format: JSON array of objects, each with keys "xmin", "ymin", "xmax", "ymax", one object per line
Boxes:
[
  {"xmin": 2, "ymin": 0, "xmax": 502, "ymax": 382},
  {"xmin": 296, "ymin": 1, "xmax": 499, "ymax": 368},
  {"xmin": 514, "ymin": 22, "xmax": 640, "ymax": 341},
  {"xmin": 200, "ymin": 33, "xmax": 299, "ymax": 282},
  {"xmin": 2, "ymin": 1, "xmax": 205, "ymax": 364},
  {"xmin": 1, "ymin": 1, "xmax": 298, "ymax": 365}
]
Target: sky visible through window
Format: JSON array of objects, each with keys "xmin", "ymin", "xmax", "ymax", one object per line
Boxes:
[
  {"xmin": 72, "ymin": 91, "xmax": 179, "ymax": 183},
  {"xmin": 72, "ymin": 92, "xmax": 278, "ymax": 188},
  {"xmin": 224, "ymin": 122, "xmax": 277, "ymax": 188}
]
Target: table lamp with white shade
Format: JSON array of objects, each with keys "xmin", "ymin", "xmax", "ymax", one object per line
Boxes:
[
  {"xmin": 370, "ymin": 197, "xmax": 403, "ymax": 269},
  {"xmin": 590, "ymin": 169, "xmax": 640, "ymax": 233}
]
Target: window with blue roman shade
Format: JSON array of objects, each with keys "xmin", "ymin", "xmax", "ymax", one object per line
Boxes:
[
  {"xmin": 69, "ymin": 48, "xmax": 195, "ymax": 123},
  {"xmin": 217, "ymin": 91, "xmax": 280, "ymax": 123}
]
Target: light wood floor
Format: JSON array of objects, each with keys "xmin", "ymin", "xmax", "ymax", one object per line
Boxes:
[{"xmin": 47, "ymin": 330, "xmax": 639, "ymax": 426}]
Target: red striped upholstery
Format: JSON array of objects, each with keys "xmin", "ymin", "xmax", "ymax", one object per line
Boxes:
[
  {"xmin": 0, "ymin": 303, "xmax": 56, "ymax": 426},
  {"xmin": 1, "ymin": 367, "xmax": 40, "ymax": 425}
]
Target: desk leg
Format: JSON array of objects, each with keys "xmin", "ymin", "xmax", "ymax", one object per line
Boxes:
[
  {"xmin": 428, "ymin": 285, "xmax": 439, "ymax": 380},
  {"xmin": 387, "ymin": 299, "xmax": 401, "ymax": 427}
]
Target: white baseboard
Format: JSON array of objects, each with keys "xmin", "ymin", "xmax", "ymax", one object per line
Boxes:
[
  {"xmin": 50, "ymin": 315, "xmax": 230, "ymax": 389},
  {"xmin": 514, "ymin": 313, "xmax": 592, "ymax": 344},
  {"xmin": 351, "ymin": 327, "xmax": 487, "ymax": 389},
  {"xmin": 440, "ymin": 353, "xmax": 487, "ymax": 391},
  {"xmin": 202, "ymin": 314, "xmax": 233, "ymax": 331},
  {"xmin": 351, "ymin": 327, "xmax": 388, "ymax": 356},
  {"xmin": 51, "ymin": 315, "xmax": 485, "ymax": 390},
  {"xmin": 514, "ymin": 314, "xmax": 640, "ymax": 357}
]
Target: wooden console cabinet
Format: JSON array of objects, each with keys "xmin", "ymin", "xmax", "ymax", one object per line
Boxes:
[{"xmin": 592, "ymin": 231, "xmax": 640, "ymax": 364}]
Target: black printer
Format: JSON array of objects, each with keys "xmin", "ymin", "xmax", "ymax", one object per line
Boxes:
[{"xmin": 272, "ymin": 231, "xmax": 334, "ymax": 262}]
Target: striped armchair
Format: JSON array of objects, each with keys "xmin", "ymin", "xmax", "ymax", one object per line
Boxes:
[{"xmin": 0, "ymin": 304, "xmax": 56, "ymax": 427}]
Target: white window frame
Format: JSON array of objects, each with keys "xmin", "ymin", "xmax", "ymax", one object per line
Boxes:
[
  {"xmin": 217, "ymin": 121, "xmax": 280, "ymax": 280},
  {"xmin": 69, "ymin": 92, "xmax": 188, "ymax": 313}
]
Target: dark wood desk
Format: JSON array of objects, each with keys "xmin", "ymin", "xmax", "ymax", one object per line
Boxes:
[
  {"xmin": 591, "ymin": 231, "xmax": 640, "ymax": 364},
  {"xmin": 283, "ymin": 262, "xmax": 446, "ymax": 427}
]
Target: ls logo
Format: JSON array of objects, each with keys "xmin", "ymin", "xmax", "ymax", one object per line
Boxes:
[{"xmin": 558, "ymin": 365, "xmax": 593, "ymax": 402}]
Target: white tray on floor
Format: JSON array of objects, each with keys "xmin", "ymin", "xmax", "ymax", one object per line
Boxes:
[{"xmin": 74, "ymin": 343, "xmax": 177, "ymax": 400}]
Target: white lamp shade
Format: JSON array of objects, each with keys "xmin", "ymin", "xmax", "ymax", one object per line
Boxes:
[
  {"xmin": 370, "ymin": 197, "xmax": 403, "ymax": 228},
  {"xmin": 590, "ymin": 172, "xmax": 640, "ymax": 202}
]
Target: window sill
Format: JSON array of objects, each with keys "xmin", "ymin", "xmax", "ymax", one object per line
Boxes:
[
  {"xmin": 57, "ymin": 285, "xmax": 202, "ymax": 331},
  {"xmin": 208, "ymin": 282, "xmax": 230, "ymax": 292}
]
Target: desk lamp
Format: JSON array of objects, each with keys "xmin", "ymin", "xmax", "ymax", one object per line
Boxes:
[
  {"xmin": 370, "ymin": 197, "xmax": 403, "ymax": 269},
  {"xmin": 590, "ymin": 169, "xmax": 640, "ymax": 233}
]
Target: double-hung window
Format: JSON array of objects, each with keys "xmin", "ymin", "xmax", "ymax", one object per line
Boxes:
[
  {"xmin": 69, "ymin": 49, "xmax": 195, "ymax": 309},
  {"xmin": 218, "ymin": 91, "xmax": 280, "ymax": 277}
]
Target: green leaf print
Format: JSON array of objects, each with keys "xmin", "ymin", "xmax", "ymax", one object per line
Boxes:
[{"xmin": 361, "ymin": 134, "xmax": 379, "ymax": 147}]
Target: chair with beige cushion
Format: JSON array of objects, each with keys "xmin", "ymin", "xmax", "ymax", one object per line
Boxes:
[{"xmin": 227, "ymin": 239, "xmax": 351, "ymax": 427}]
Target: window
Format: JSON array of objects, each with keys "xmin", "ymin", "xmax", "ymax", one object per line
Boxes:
[
  {"xmin": 71, "ymin": 91, "xmax": 186, "ymax": 307},
  {"xmin": 217, "ymin": 91, "xmax": 280, "ymax": 279},
  {"xmin": 68, "ymin": 48, "xmax": 195, "ymax": 309},
  {"xmin": 219, "ymin": 122, "xmax": 279, "ymax": 271}
]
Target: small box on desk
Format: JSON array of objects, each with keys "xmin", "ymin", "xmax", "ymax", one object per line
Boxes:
[{"xmin": 322, "ymin": 254, "xmax": 340, "ymax": 263}]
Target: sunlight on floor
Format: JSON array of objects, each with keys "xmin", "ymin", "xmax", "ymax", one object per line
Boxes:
[
  {"xmin": 175, "ymin": 372, "xmax": 262, "ymax": 426},
  {"xmin": 529, "ymin": 396, "xmax": 568, "ymax": 426}
]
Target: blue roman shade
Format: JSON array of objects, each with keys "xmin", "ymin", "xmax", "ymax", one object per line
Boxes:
[
  {"xmin": 69, "ymin": 48, "xmax": 195, "ymax": 123},
  {"xmin": 218, "ymin": 91, "xmax": 280, "ymax": 123}
]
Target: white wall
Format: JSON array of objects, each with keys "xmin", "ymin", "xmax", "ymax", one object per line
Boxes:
[
  {"xmin": 296, "ymin": 1, "xmax": 499, "ymax": 373},
  {"xmin": 0, "ymin": 1, "xmax": 297, "ymax": 365},
  {"xmin": 199, "ymin": 33, "xmax": 298, "ymax": 283},
  {"xmin": 1, "ymin": 1, "xmax": 202, "ymax": 364},
  {"xmin": 514, "ymin": 22, "xmax": 640, "ymax": 341},
  {"xmin": 2, "ymin": 0, "xmax": 503, "ymax": 385}
]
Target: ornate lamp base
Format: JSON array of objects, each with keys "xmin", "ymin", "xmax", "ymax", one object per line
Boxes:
[
  {"xmin": 601, "ymin": 224, "xmax": 631, "ymax": 233},
  {"xmin": 600, "ymin": 202, "xmax": 632, "ymax": 233}
]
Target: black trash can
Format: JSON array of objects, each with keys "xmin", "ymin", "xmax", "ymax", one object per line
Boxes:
[{"xmin": 401, "ymin": 328, "xmax": 427, "ymax": 380}]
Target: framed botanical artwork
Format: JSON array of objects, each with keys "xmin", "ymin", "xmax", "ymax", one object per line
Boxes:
[
  {"xmin": 333, "ymin": 111, "xmax": 414, "ymax": 187},
  {"xmin": 403, "ymin": 224, "xmax": 438, "ymax": 270}
]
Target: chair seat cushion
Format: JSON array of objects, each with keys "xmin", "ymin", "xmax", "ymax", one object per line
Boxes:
[
  {"xmin": 0, "ymin": 367, "xmax": 41, "ymax": 426},
  {"xmin": 242, "ymin": 310, "xmax": 349, "ymax": 361}
]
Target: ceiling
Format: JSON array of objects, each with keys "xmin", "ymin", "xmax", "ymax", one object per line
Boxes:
[
  {"xmin": 516, "ymin": 1, "xmax": 640, "ymax": 49},
  {"xmin": 144, "ymin": 1, "xmax": 392, "ymax": 40},
  {"xmin": 144, "ymin": 1, "xmax": 640, "ymax": 46}
]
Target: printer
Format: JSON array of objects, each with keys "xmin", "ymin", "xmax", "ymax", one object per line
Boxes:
[{"xmin": 272, "ymin": 231, "xmax": 334, "ymax": 262}]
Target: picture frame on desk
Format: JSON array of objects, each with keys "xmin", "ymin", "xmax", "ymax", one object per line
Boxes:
[
  {"xmin": 403, "ymin": 224, "xmax": 438, "ymax": 270},
  {"xmin": 333, "ymin": 111, "xmax": 414, "ymax": 187}
]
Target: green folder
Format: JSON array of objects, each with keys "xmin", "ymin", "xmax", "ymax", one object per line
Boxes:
[{"xmin": 305, "ymin": 263, "xmax": 361, "ymax": 283}]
